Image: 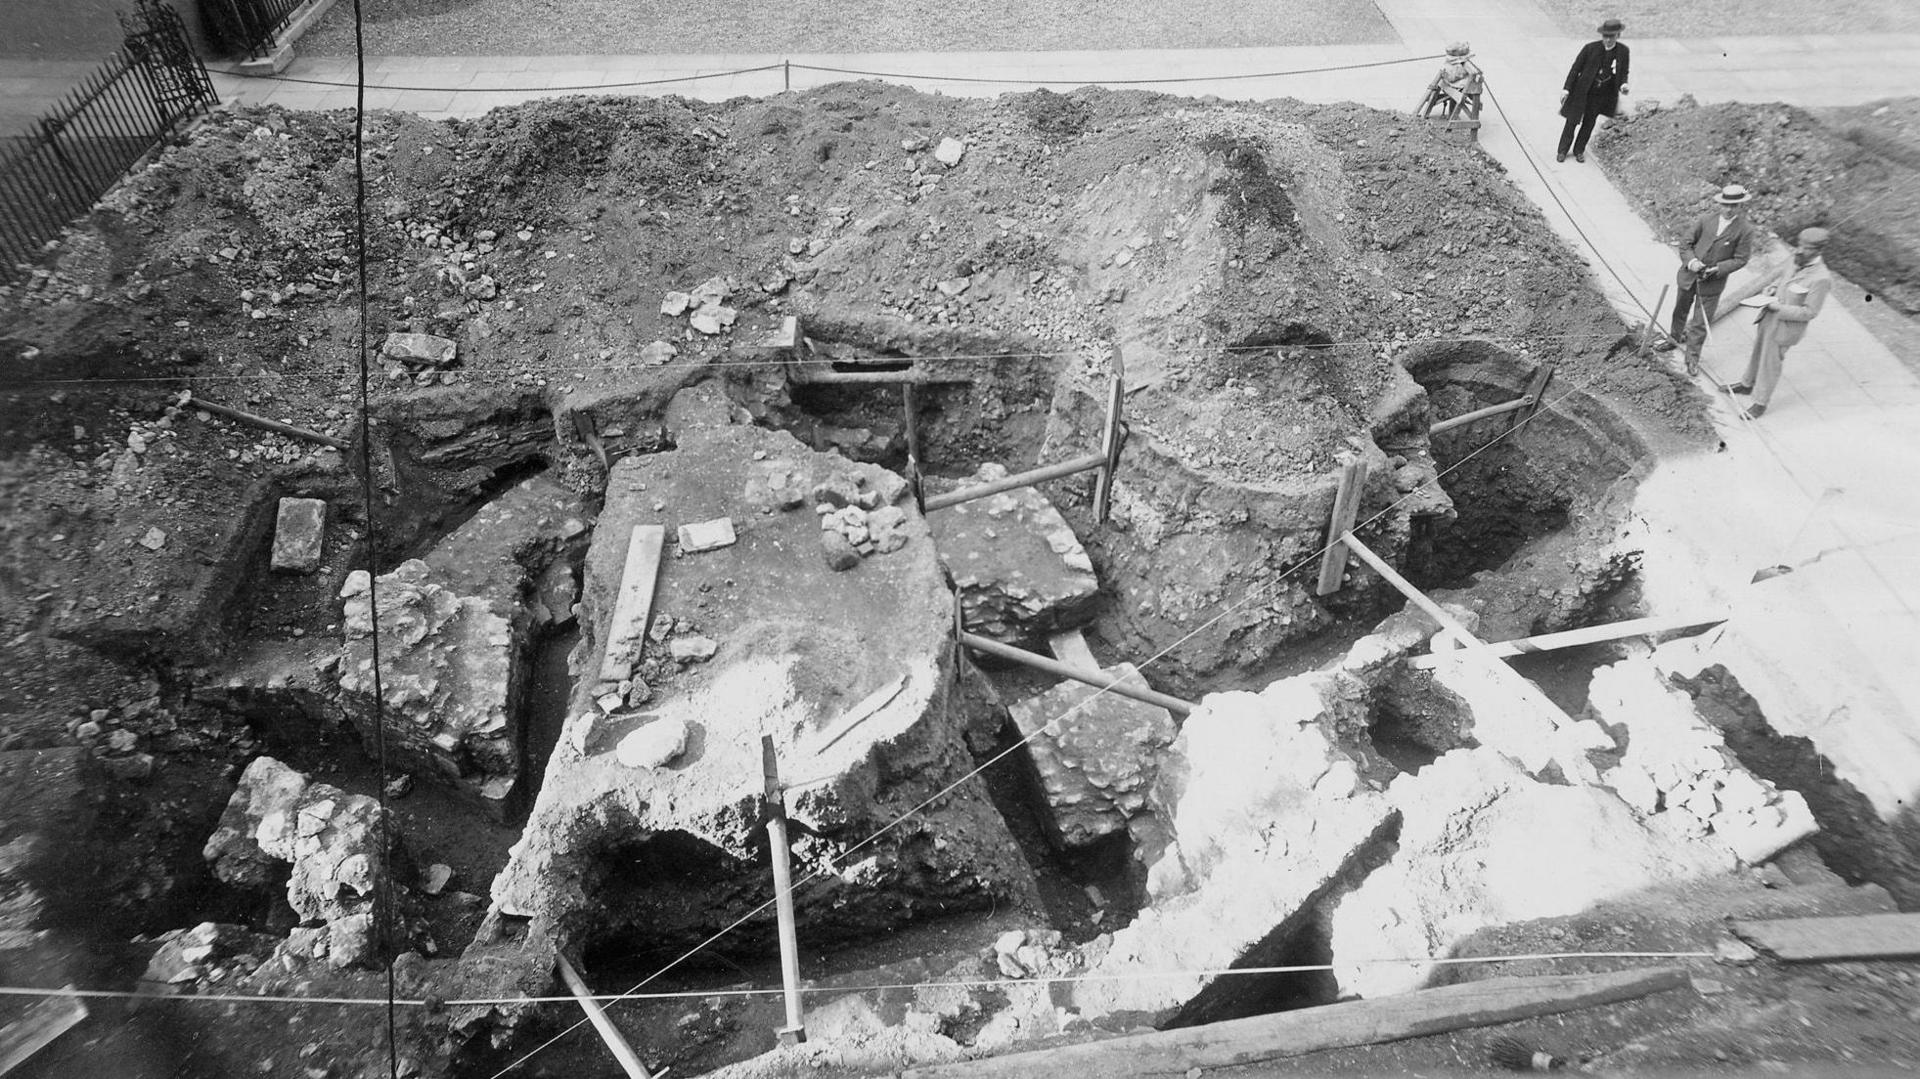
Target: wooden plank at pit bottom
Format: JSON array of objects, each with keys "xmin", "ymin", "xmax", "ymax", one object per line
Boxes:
[
  {"xmin": 1734, "ymin": 912, "xmax": 1920, "ymax": 962},
  {"xmin": 901, "ymin": 967, "xmax": 1689, "ymax": 1079},
  {"xmin": 0, "ymin": 989, "xmax": 88, "ymax": 1076}
]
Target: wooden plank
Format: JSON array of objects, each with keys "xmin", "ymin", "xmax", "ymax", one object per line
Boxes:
[
  {"xmin": 1047, "ymin": 628, "xmax": 1099, "ymax": 672},
  {"xmin": 1733, "ymin": 912, "xmax": 1920, "ymax": 962},
  {"xmin": 1407, "ymin": 612, "xmax": 1727, "ymax": 669},
  {"xmin": 1509, "ymin": 363, "xmax": 1557, "ymax": 433},
  {"xmin": 0, "ymin": 989, "xmax": 87, "ymax": 1076},
  {"xmin": 902, "ymin": 967, "xmax": 1689, "ymax": 1079},
  {"xmin": 1314, "ymin": 460, "xmax": 1368, "ymax": 596},
  {"xmin": 596, "ymin": 525, "xmax": 666, "ymax": 687},
  {"xmin": 1093, "ymin": 347, "xmax": 1126, "ymax": 524}
]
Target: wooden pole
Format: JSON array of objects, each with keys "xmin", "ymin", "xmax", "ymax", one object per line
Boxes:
[
  {"xmin": 554, "ymin": 954, "xmax": 656, "ymax": 1079},
  {"xmin": 1428, "ymin": 396, "xmax": 1530, "ymax": 435},
  {"xmin": 1640, "ymin": 283, "xmax": 1671, "ymax": 357},
  {"xmin": 1338, "ymin": 531, "xmax": 1478, "ymax": 648},
  {"xmin": 1407, "ymin": 611, "xmax": 1727, "ymax": 669},
  {"xmin": 1509, "ymin": 363, "xmax": 1556, "ymax": 433},
  {"xmin": 903, "ymin": 382, "xmax": 925, "ymax": 514},
  {"xmin": 762, "ymin": 736, "xmax": 807, "ymax": 1047},
  {"xmin": 184, "ymin": 393, "xmax": 350, "ymax": 450},
  {"xmin": 959, "ymin": 632, "xmax": 1195, "ymax": 716},
  {"xmin": 923, "ymin": 450, "xmax": 1108, "ymax": 512}
]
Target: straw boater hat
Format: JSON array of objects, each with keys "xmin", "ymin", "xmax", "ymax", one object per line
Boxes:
[
  {"xmin": 1714, "ymin": 184, "xmax": 1752, "ymax": 205},
  {"xmin": 1798, "ymin": 227, "xmax": 1831, "ymax": 247},
  {"xmin": 1598, "ymin": 18, "xmax": 1625, "ymax": 35}
]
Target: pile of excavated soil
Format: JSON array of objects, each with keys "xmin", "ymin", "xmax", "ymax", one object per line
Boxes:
[{"xmin": 1597, "ymin": 96, "xmax": 1920, "ymax": 313}]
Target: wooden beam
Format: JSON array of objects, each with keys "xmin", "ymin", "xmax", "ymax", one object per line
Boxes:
[
  {"xmin": 1093, "ymin": 348, "xmax": 1126, "ymax": 524},
  {"xmin": 0, "ymin": 989, "xmax": 87, "ymax": 1077},
  {"xmin": 1407, "ymin": 612, "xmax": 1727, "ymax": 669},
  {"xmin": 901, "ymin": 967, "xmax": 1690, "ymax": 1079},
  {"xmin": 1429, "ymin": 396, "xmax": 1530, "ymax": 436},
  {"xmin": 763, "ymin": 736, "xmax": 808, "ymax": 1047},
  {"xmin": 1047, "ymin": 628, "xmax": 1100, "ymax": 672},
  {"xmin": 554, "ymin": 955, "xmax": 658, "ymax": 1079},
  {"xmin": 960, "ymin": 632, "xmax": 1194, "ymax": 716},
  {"xmin": 1314, "ymin": 460, "xmax": 1368, "ymax": 596},
  {"xmin": 184, "ymin": 393, "xmax": 351, "ymax": 451},
  {"xmin": 1510, "ymin": 363, "xmax": 1556, "ymax": 433},
  {"xmin": 924, "ymin": 451, "xmax": 1109, "ymax": 512},
  {"xmin": 1338, "ymin": 531, "xmax": 1477, "ymax": 648},
  {"xmin": 1733, "ymin": 912, "xmax": 1920, "ymax": 962},
  {"xmin": 596, "ymin": 525, "xmax": 665, "ymax": 688}
]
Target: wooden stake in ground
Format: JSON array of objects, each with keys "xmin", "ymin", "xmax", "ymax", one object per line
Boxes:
[
  {"xmin": 901, "ymin": 967, "xmax": 1690, "ymax": 1079},
  {"xmin": 763, "ymin": 735, "xmax": 808, "ymax": 1047},
  {"xmin": 1314, "ymin": 459, "xmax": 1368, "ymax": 596},
  {"xmin": 554, "ymin": 954, "xmax": 660, "ymax": 1079}
]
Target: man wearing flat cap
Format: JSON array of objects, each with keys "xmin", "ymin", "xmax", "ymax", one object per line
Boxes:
[
  {"xmin": 1558, "ymin": 18, "xmax": 1629, "ymax": 162},
  {"xmin": 1657, "ymin": 183, "xmax": 1755, "ymax": 375},
  {"xmin": 1733, "ymin": 227, "xmax": 1834, "ymax": 419}
]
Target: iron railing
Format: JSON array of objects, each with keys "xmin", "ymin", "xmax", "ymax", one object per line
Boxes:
[
  {"xmin": 0, "ymin": 1, "xmax": 216, "ymax": 278},
  {"xmin": 200, "ymin": 0, "xmax": 307, "ymax": 60}
]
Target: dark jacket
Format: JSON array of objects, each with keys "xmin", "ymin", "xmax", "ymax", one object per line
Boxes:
[
  {"xmin": 1560, "ymin": 39, "xmax": 1629, "ymax": 118},
  {"xmin": 1676, "ymin": 211, "xmax": 1755, "ymax": 295}
]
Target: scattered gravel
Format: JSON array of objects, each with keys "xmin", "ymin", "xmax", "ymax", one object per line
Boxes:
[{"xmin": 301, "ymin": 0, "xmax": 1399, "ymax": 56}]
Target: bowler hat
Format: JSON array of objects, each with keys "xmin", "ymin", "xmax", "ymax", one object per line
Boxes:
[
  {"xmin": 1446, "ymin": 41, "xmax": 1472, "ymax": 56},
  {"xmin": 1597, "ymin": 18, "xmax": 1625, "ymax": 35},
  {"xmin": 1797, "ymin": 227, "xmax": 1831, "ymax": 247},
  {"xmin": 1713, "ymin": 184, "xmax": 1751, "ymax": 205}
]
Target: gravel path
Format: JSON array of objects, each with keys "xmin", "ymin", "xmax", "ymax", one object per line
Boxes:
[
  {"xmin": 1538, "ymin": 0, "xmax": 1920, "ymax": 39},
  {"xmin": 299, "ymin": 0, "xmax": 1399, "ymax": 56}
]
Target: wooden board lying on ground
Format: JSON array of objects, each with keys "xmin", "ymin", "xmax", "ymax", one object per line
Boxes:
[
  {"xmin": 902, "ymin": 967, "xmax": 1689, "ymax": 1079},
  {"xmin": 596, "ymin": 524, "xmax": 665, "ymax": 687},
  {"xmin": 0, "ymin": 990, "xmax": 87, "ymax": 1076},
  {"xmin": 1734, "ymin": 912, "xmax": 1920, "ymax": 962}
]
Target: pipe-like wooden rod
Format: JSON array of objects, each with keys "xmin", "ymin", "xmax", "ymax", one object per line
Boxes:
[
  {"xmin": 1408, "ymin": 611, "xmax": 1727, "ymax": 669},
  {"xmin": 1337, "ymin": 532, "xmax": 1479, "ymax": 649},
  {"xmin": 761, "ymin": 735, "xmax": 807, "ymax": 1047},
  {"xmin": 1429, "ymin": 396, "xmax": 1531, "ymax": 435},
  {"xmin": 924, "ymin": 451, "xmax": 1109, "ymax": 512},
  {"xmin": 959, "ymin": 632, "xmax": 1196, "ymax": 716},
  {"xmin": 184, "ymin": 393, "xmax": 351, "ymax": 450},
  {"xmin": 555, "ymin": 953, "xmax": 654, "ymax": 1079}
]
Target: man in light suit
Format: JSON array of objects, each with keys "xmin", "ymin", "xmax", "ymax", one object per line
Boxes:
[
  {"xmin": 1732, "ymin": 227, "xmax": 1834, "ymax": 419},
  {"xmin": 1656, "ymin": 183, "xmax": 1755, "ymax": 375}
]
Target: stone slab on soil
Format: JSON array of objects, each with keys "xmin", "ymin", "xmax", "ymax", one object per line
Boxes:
[
  {"xmin": 270, "ymin": 497, "xmax": 326, "ymax": 573},
  {"xmin": 1326, "ymin": 747, "xmax": 1738, "ymax": 1001},
  {"xmin": 930, "ymin": 462, "xmax": 1099, "ymax": 644},
  {"xmin": 1065, "ymin": 674, "xmax": 1393, "ymax": 1024},
  {"xmin": 485, "ymin": 384, "xmax": 1034, "ymax": 966},
  {"xmin": 1009, "ymin": 663, "xmax": 1175, "ymax": 848}
]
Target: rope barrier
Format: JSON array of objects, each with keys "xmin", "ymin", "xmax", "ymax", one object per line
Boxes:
[
  {"xmin": 214, "ymin": 55, "xmax": 1440, "ymax": 96},
  {"xmin": 0, "ymin": 949, "xmax": 1716, "ymax": 1010}
]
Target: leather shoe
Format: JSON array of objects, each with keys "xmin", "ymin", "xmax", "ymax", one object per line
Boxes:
[
  {"xmin": 1555, "ymin": 152, "xmax": 1567, "ymax": 162},
  {"xmin": 1574, "ymin": 153, "xmax": 1586, "ymax": 162},
  {"xmin": 1652, "ymin": 338, "xmax": 1678, "ymax": 352},
  {"xmin": 1741, "ymin": 404, "xmax": 1767, "ymax": 420},
  {"xmin": 1729, "ymin": 382, "xmax": 1753, "ymax": 395}
]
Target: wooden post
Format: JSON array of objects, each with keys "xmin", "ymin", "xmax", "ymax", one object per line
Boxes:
[
  {"xmin": 903, "ymin": 382, "xmax": 925, "ymax": 514},
  {"xmin": 554, "ymin": 954, "xmax": 657, "ymax": 1079},
  {"xmin": 1639, "ymin": 283, "xmax": 1671, "ymax": 357},
  {"xmin": 1093, "ymin": 347, "xmax": 1127, "ymax": 524},
  {"xmin": 762, "ymin": 736, "xmax": 807, "ymax": 1047},
  {"xmin": 1314, "ymin": 460, "xmax": 1369, "ymax": 596},
  {"xmin": 1509, "ymin": 363, "xmax": 1556, "ymax": 434}
]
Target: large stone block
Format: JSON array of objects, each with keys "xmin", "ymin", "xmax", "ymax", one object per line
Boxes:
[
  {"xmin": 270, "ymin": 497, "xmax": 326, "ymax": 573},
  {"xmin": 1010, "ymin": 663, "xmax": 1175, "ymax": 847}
]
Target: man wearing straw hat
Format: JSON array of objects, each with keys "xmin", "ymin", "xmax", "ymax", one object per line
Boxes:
[
  {"xmin": 1655, "ymin": 183, "xmax": 1755, "ymax": 375},
  {"xmin": 1731, "ymin": 227, "xmax": 1834, "ymax": 419}
]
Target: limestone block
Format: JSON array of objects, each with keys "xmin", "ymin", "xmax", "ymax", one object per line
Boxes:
[
  {"xmin": 930, "ymin": 463, "xmax": 1099, "ymax": 644},
  {"xmin": 617, "ymin": 718, "xmax": 691, "ymax": 769},
  {"xmin": 678, "ymin": 517, "xmax": 737, "ymax": 554},
  {"xmin": 1009, "ymin": 663, "xmax": 1175, "ymax": 847},
  {"xmin": 271, "ymin": 497, "xmax": 327, "ymax": 573},
  {"xmin": 381, "ymin": 332, "xmax": 456, "ymax": 366}
]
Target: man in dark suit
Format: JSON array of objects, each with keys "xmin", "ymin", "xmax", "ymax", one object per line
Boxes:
[
  {"xmin": 1557, "ymin": 18, "xmax": 1629, "ymax": 163},
  {"xmin": 1656, "ymin": 183, "xmax": 1755, "ymax": 375}
]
